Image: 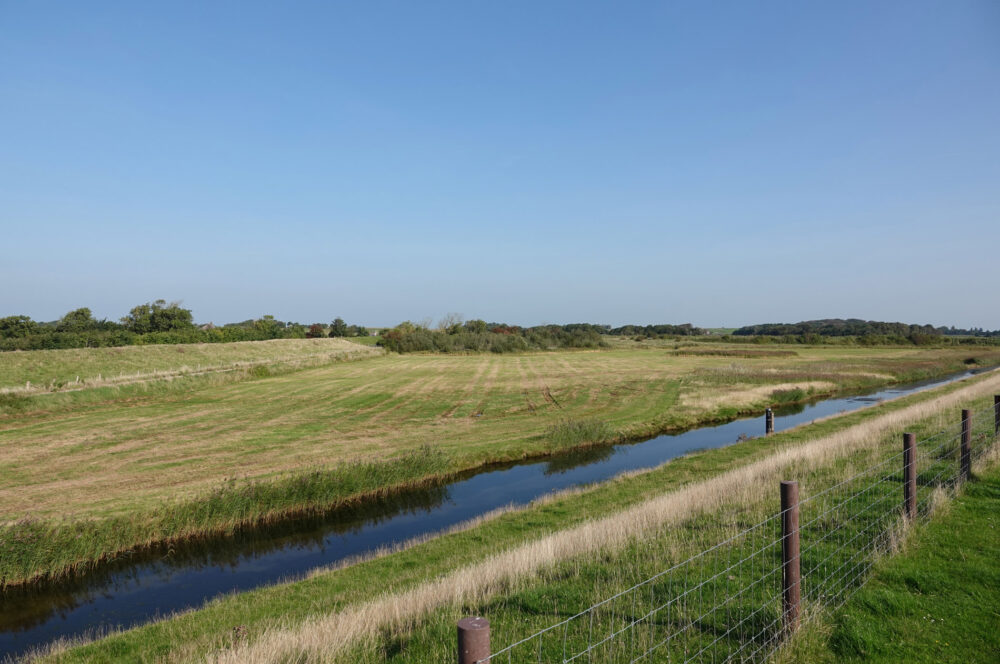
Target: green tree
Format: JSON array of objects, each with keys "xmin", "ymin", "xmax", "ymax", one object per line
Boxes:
[
  {"xmin": 0, "ymin": 315, "xmax": 38, "ymax": 338},
  {"xmin": 463, "ymin": 319, "xmax": 489, "ymax": 334},
  {"xmin": 123, "ymin": 300, "xmax": 194, "ymax": 333},
  {"xmin": 253, "ymin": 315, "xmax": 284, "ymax": 337},
  {"xmin": 56, "ymin": 307, "xmax": 98, "ymax": 332},
  {"xmin": 283, "ymin": 323, "xmax": 307, "ymax": 338},
  {"xmin": 328, "ymin": 317, "xmax": 349, "ymax": 337}
]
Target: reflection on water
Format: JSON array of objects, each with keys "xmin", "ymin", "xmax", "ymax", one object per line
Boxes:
[
  {"xmin": 544, "ymin": 445, "xmax": 617, "ymax": 475},
  {"xmin": 0, "ymin": 370, "xmax": 984, "ymax": 659},
  {"xmin": 0, "ymin": 482, "xmax": 450, "ymax": 635}
]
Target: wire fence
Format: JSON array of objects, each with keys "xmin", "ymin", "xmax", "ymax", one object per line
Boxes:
[{"xmin": 464, "ymin": 402, "xmax": 1000, "ymax": 664}]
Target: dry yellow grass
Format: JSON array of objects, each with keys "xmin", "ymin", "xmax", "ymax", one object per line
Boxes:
[{"xmin": 203, "ymin": 370, "xmax": 1000, "ymax": 664}]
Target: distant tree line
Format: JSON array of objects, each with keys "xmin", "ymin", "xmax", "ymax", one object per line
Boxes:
[
  {"xmin": 0, "ymin": 301, "xmax": 370, "ymax": 351},
  {"xmin": 936, "ymin": 325, "xmax": 1000, "ymax": 338},
  {"xmin": 608, "ymin": 323, "xmax": 705, "ymax": 337},
  {"xmin": 377, "ymin": 319, "xmax": 608, "ymax": 353},
  {"xmin": 729, "ymin": 318, "xmax": 1000, "ymax": 347},
  {"xmin": 533, "ymin": 323, "xmax": 705, "ymax": 337},
  {"xmin": 7, "ymin": 306, "xmax": 993, "ymax": 353},
  {"xmin": 733, "ymin": 319, "xmax": 941, "ymax": 338}
]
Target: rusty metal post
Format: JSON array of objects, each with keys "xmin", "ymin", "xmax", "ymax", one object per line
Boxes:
[
  {"xmin": 457, "ymin": 617, "xmax": 490, "ymax": 664},
  {"xmin": 994, "ymin": 395, "xmax": 999, "ymax": 435},
  {"xmin": 903, "ymin": 433, "xmax": 916, "ymax": 520},
  {"xmin": 766, "ymin": 408, "xmax": 774, "ymax": 435},
  {"xmin": 961, "ymin": 409, "xmax": 972, "ymax": 481},
  {"xmin": 781, "ymin": 480, "xmax": 800, "ymax": 633}
]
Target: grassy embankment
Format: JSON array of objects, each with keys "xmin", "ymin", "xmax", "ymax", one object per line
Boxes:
[
  {"xmin": 34, "ymin": 369, "xmax": 1000, "ymax": 663},
  {"xmin": 776, "ymin": 469, "xmax": 1000, "ymax": 664},
  {"xmin": 1, "ymin": 343, "xmax": 997, "ymax": 589},
  {"xmin": 0, "ymin": 337, "xmax": 382, "ymax": 398}
]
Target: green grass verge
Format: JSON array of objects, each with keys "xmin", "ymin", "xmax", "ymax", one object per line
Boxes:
[
  {"xmin": 40, "ymin": 374, "xmax": 999, "ymax": 663},
  {"xmin": 779, "ymin": 467, "xmax": 1000, "ymax": 664}
]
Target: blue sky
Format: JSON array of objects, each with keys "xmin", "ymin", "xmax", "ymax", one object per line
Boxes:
[{"xmin": 2, "ymin": 1, "xmax": 998, "ymax": 328}]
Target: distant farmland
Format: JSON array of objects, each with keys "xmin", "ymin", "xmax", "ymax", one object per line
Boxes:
[{"xmin": 2, "ymin": 338, "xmax": 998, "ymax": 592}]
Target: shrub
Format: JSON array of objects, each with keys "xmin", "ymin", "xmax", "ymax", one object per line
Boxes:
[{"xmin": 0, "ymin": 315, "xmax": 38, "ymax": 339}]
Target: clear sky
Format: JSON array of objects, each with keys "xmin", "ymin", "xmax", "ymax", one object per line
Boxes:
[{"xmin": 2, "ymin": 1, "xmax": 999, "ymax": 328}]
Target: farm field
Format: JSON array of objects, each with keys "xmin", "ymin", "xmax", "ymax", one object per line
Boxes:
[
  {"xmin": 1, "ymin": 341, "xmax": 999, "ymax": 590},
  {"xmin": 32, "ymin": 362, "xmax": 1000, "ymax": 663}
]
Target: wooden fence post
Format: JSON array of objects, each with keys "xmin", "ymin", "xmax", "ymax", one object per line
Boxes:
[
  {"xmin": 766, "ymin": 408, "xmax": 774, "ymax": 435},
  {"xmin": 961, "ymin": 409, "xmax": 972, "ymax": 482},
  {"xmin": 781, "ymin": 480, "xmax": 800, "ymax": 633},
  {"xmin": 994, "ymin": 395, "xmax": 999, "ymax": 435},
  {"xmin": 458, "ymin": 617, "xmax": 490, "ymax": 664},
  {"xmin": 903, "ymin": 433, "xmax": 916, "ymax": 520}
]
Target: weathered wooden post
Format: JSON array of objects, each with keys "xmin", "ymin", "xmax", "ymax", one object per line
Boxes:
[
  {"xmin": 458, "ymin": 617, "xmax": 490, "ymax": 664},
  {"xmin": 781, "ymin": 480, "xmax": 800, "ymax": 633},
  {"xmin": 903, "ymin": 433, "xmax": 916, "ymax": 520},
  {"xmin": 961, "ymin": 409, "xmax": 972, "ymax": 481},
  {"xmin": 994, "ymin": 395, "xmax": 999, "ymax": 435},
  {"xmin": 766, "ymin": 408, "xmax": 774, "ymax": 435}
]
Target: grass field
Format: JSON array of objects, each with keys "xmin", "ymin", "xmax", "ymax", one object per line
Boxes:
[
  {"xmin": 34, "ymin": 365, "xmax": 1000, "ymax": 663},
  {"xmin": 778, "ymin": 466, "xmax": 1000, "ymax": 663},
  {"xmin": 0, "ymin": 337, "xmax": 381, "ymax": 394},
  {"xmin": 1, "ymin": 341, "xmax": 998, "ymax": 589}
]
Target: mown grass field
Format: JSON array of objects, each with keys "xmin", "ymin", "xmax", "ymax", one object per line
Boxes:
[
  {"xmin": 1, "ymin": 341, "xmax": 998, "ymax": 589},
  {"xmin": 34, "ymin": 364, "xmax": 1000, "ymax": 663}
]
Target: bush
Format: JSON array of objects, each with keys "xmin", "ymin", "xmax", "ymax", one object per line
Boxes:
[{"xmin": 0, "ymin": 315, "xmax": 38, "ymax": 338}]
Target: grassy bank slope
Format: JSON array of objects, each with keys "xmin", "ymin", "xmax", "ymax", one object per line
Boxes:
[
  {"xmin": 34, "ymin": 371, "xmax": 1000, "ymax": 663},
  {"xmin": 0, "ymin": 337, "xmax": 382, "ymax": 393},
  {"xmin": 779, "ymin": 467, "xmax": 1000, "ymax": 664}
]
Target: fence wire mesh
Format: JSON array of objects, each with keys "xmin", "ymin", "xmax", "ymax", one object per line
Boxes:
[{"xmin": 478, "ymin": 405, "xmax": 1000, "ymax": 664}]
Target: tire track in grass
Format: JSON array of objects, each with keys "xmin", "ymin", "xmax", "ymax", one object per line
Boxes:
[{"xmin": 438, "ymin": 356, "xmax": 492, "ymax": 419}]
